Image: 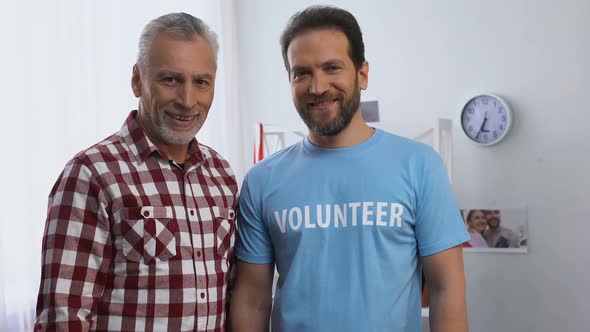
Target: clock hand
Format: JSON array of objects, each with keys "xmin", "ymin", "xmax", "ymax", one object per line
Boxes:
[{"xmin": 475, "ymin": 112, "xmax": 488, "ymax": 139}]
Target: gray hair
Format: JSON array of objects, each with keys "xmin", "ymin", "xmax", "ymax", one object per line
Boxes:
[{"xmin": 137, "ymin": 12, "xmax": 219, "ymax": 66}]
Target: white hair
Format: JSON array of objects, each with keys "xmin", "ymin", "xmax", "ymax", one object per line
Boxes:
[{"xmin": 137, "ymin": 12, "xmax": 219, "ymax": 66}]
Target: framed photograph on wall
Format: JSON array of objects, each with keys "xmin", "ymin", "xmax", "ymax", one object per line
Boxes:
[{"xmin": 461, "ymin": 208, "xmax": 528, "ymax": 253}]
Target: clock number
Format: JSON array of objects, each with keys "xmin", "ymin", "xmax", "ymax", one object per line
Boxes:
[
  {"xmin": 493, "ymin": 131, "xmax": 498, "ymax": 138},
  {"xmin": 464, "ymin": 115, "xmax": 471, "ymax": 122},
  {"xmin": 500, "ymin": 124, "xmax": 505, "ymax": 130},
  {"xmin": 502, "ymin": 115, "xmax": 507, "ymax": 122},
  {"xmin": 482, "ymin": 98, "xmax": 489, "ymax": 105},
  {"xmin": 468, "ymin": 107, "xmax": 474, "ymax": 114},
  {"xmin": 468, "ymin": 125, "xmax": 474, "ymax": 132},
  {"xmin": 483, "ymin": 133, "xmax": 488, "ymax": 141}
]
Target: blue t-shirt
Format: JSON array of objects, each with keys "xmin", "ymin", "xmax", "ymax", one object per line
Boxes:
[{"xmin": 236, "ymin": 129, "xmax": 469, "ymax": 331}]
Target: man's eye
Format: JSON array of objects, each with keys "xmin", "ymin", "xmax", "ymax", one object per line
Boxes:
[
  {"xmin": 292, "ymin": 71, "xmax": 308, "ymax": 80},
  {"xmin": 195, "ymin": 79, "xmax": 210, "ymax": 87},
  {"xmin": 162, "ymin": 77, "xmax": 179, "ymax": 86},
  {"xmin": 326, "ymin": 66, "xmax": 341, "ymax": 72}
]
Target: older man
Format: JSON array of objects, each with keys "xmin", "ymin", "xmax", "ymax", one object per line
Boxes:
[{"xmin": 36, "ymin": 13, "xmax": 237, "ymax": 331}]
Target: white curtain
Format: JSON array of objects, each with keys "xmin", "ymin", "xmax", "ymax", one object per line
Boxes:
[{"xmin": 0, "ymin": 1, "xmax": 241, "ymax": 330}]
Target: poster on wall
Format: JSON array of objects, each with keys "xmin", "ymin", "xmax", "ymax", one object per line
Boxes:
[{"xmin": 461, "ymin": 208, "xmax": 528, "ymax": 253}]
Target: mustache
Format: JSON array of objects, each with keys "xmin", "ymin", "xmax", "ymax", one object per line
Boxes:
[{"xmin": 302, "ymin": 93, "xmax": 341, "ymax": 104}]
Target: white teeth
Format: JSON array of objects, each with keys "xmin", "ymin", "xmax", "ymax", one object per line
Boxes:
[
  {"xmin": 311, "ymin": 99, "xmax": 336, "ymax": 106},
  {"xmin": 170, "ymin": 113, "xmax": 197, "ymax": 121}
]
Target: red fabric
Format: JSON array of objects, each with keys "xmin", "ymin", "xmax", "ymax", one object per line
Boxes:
[
  {"xmin": 36, "ymin": 111, "xmax": 238, "ymax": 332},
  {"xmin": 258, "ymin": 123, "xmax": 264, "ymax": 162},
  {"xmin": 253, "ymin": 123, "xmax": 264, "ymax": 164}
]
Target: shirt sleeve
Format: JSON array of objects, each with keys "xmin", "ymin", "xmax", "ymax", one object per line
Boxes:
[
  {"xmin": 235, "ymin": 175, "xmax": 274, "ymax": 264},
  {"xmin": 35, "ymin": 159, "xmax": 112, "ymax": 331},
  {"xmin": 414, "ymin": 149, "xmax": 470, "ymax": 257}
]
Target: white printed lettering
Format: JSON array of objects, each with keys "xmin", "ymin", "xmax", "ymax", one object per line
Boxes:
[
  {"xmin": 274, "ymin": 210, "xmax": 287, "ymax": 233},
  {"xmin": 289, "ymin": 207, "xmax": 303, "ymax": 230},
  {"xmin": 349, "ymin": 202, "xmax": 361, "ymax": 226},
  {"xmin": 273, "ymin": 201, "xmax": 405, "ymax": 231},
  {"xmin": 334, "ymin": 204, "xmax": 347, "ymax": 228},
  {"xmin": 390, "ymin": 203, "xmax": 404, "ymax": 227},
  {"xmin": 362, "ymin": 202, "xmax": 374, "ymax": 225},
  {"xmin": 304, "ymin": 205, "xmax": 315, "ymax": 229},
  {"xmin": 376, "ymin": 202, "xmax": 388, "ymax": 226},
  {"xmin": 317, "ymin": 204, "xmax": 331, "ymax": 228}
]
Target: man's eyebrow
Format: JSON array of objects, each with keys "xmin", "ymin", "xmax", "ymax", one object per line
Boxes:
[
  {"xmin": 290, "ymin": 65, "xmax": 309, "ymax": 73},
  {"xmin": 193, "ymin": 73, "xmax": 214, "ymax": 81},
  {"xmin": 322, "ymin": 59, "xmax": 345, "ymax": 67},
  {"xmin": 291, "ymin": 59, "xmax": 346, "ymax": 73},
  {"xmin": 156, "ymin": 70, "xmax": 182, "ymax": 78}
]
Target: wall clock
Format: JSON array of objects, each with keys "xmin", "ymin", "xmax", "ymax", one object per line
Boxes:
[{"xmin": 460, "ymin": 94, "xmax": 512, "ymax": 146}]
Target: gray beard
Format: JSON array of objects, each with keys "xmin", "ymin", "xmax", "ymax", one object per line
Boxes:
[{"xmin": 156, "ymin": 125, "xmax": 196, "ymax": 145}]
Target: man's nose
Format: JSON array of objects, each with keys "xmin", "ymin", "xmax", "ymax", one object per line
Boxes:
[
  {"xmin": 177, "ymin": 84, "xmax": 197, "ymax": 109},
  {"xmin": 309, "ymin": 74, "xmax": 329, "ymax": 95}
]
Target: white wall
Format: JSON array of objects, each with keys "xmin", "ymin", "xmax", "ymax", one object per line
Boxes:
[{"xmin": 234, "ymin": 1, "xmax": 590, "ymax": 331}]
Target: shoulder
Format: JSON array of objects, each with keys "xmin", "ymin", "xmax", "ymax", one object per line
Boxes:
[
  {"xmin": 377, "ymin": 129, "xmax": 439, "ymax": 158},
  {"xmin": 244, "ymin": 142, "xmax": 302, "ymax": 182},
  {"xmin": 66, "ymin": 132, "xmax": 126, "ymax": 173},
  {"xmin": 375, "ymin": 129, "xmax": 444, "ymax": 173},
  {"xmin": 197, "ymin": 143, "xmax": 238, "ymax": 196},
  {"xmin": 48, "ymin": 133, "xmax": 124, "ymax": 199},
  {"xmin": 198, "ymin": 142, "xmax": 233, "ymax": 171}
]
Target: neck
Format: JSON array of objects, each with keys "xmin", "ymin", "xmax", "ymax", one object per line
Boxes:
[
  {"xmin": 308, "ymin": 111, "xmax": 374, "ymax": 149},
  {"xmin": 158, "ymin": 144, "xmax": 189, "ymax": 164}
]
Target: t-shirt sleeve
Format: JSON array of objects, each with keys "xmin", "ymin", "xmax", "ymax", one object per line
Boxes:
[
  {"xmin": 235, "ymin": 174, "xmax": 275, "ymax": 264},
  {"xmin": 414, "ymin": 149, "xmax": 470, "ymax": 256}
]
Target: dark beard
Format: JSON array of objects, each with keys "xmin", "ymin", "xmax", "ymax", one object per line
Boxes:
[
  {"xmin": 296, "ymin": 79, "xmax": 360, "ymax": 137},
  {"xmin": 487, "ymin": 217, "xmax": 501, "ymax": 229}
]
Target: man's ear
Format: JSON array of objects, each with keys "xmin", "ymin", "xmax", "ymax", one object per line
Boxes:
[
  {"xmin": 131, "ymin": 64, "xmax": 142, "ymax": 98},
  {"xmin": 358, "ymin": 61, "xmax": 369, "ymax": 90}
]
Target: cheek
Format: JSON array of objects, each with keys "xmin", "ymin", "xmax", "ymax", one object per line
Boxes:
[
  {"xmin": 199, "ymin": 91, "xmax": 215, "ymax": 106},
  {"xmin": 333, "ymin": 75, "xmax": 356, "ymax": 90},
  {"xmin": 292, "ymin": 83, "xmax": 308, "ymax": 99}
]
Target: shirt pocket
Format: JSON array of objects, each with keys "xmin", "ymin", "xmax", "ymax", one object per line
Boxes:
[
  {"xmin": 212, "ymin": 206, "xmax": 236, "ymax": 260},
  {"xmin": 117, "ymin": 206, "xmax": 179, "ymax": 264}
]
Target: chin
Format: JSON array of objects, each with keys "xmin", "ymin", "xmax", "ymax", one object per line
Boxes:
[{"xmin": 160, "ymin": 130, "xmax": 198, "ymax": 145}]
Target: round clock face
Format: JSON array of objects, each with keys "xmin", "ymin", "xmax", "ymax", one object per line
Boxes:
[{"xmin": 461, "ymin": 94, "xmax": 512, "ymax": 146}]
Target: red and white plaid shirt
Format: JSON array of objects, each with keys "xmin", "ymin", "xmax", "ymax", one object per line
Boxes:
[{"xmin": 36, "ymin": 111, "xmax": 238, "ymax": 332}]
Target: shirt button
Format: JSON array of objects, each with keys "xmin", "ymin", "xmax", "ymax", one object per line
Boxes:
[
  {"xmin": 143, "ymin": 211, "xmax": 150, "ymax": 217},
  {"xmin": 229, "ymin": 211, "xmax": 235, "ymax": 219},
  {"xmin": 196, "ymin": 251, "xmax": 201, "ymax": 257},
  {"xmin": 200, "ymin": 292, "xmax": 206, "ymax": 299},
  {"xmin": 190, "ymin": 210, "xmax": 195, "ymax": 216}
]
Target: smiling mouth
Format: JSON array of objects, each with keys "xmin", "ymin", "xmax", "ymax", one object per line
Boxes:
[
  {"xmin": 308, "ymin": 98, "xmax": 338, "ymax": 107},
  {"xmin": 166, "ymin": 111, "xmax": 199, "ymax": 121}
]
